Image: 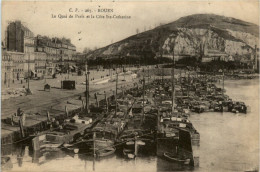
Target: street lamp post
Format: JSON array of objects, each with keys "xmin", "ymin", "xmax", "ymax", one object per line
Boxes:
[
  {"xmin": 27, "ymin": 54, "xmax": 31, "ymax": 94},
  {"xmin": 44, "ymin": 60, "xmax": 47, "ymax": 83}
]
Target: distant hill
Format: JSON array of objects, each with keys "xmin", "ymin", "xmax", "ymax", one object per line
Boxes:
[
  {"xmin": 86, "ymin": 14, "xmax": 259, "ymax": 64},
  {"xmin": 159, "ymin": 14, "xmax": 259, "ymax": 36}
]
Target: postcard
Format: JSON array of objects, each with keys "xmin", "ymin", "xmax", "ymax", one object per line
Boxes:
[{"xmin": 1, "ymin": 1, "xmax": 259, "ymax": 172}]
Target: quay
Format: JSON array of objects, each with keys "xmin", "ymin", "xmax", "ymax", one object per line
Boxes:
[
  {"xmin": 1, "ymin": 69, "xmax": 142, "ymax": 146},
  {"xmin": 1, "ymin": 67, "xmax": 249, "ymax": 146}
]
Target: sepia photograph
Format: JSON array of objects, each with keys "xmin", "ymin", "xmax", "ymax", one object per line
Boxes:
[{"xmin": 1, "ymin": 0, "xmax": 259, "ymax": 172}]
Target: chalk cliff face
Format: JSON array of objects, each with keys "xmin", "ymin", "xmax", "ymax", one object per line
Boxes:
[
  {"xmin": 226, "ymin": 29, "xmax": 259, "ymax": 48},
  {"xmin": 161, "ymin": 27, "xmax": 258, "ymax": 57},
  {"xmin": 87, "ymin": 14, "xmax": 259, "ymax": 61},
  {"xmin": 162, "ymin": 28, "xmax": 226, "ymax": 56}
]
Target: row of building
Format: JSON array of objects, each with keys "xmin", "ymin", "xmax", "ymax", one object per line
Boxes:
[
  {"xmin": 200, "ymin": 48, "xmax": 258, "ymax": 66},
  {"xmin": 2, "ymin": 21, "xmax": 81, "ymax": 84},
  {"xmin": 159, "ymin": 47, "xmax": 259, "ymax": 70}
]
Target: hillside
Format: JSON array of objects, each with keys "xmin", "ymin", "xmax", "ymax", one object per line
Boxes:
[{"xmin": 86, "ymin": 14, "xmax": 259, "ymax": 64}]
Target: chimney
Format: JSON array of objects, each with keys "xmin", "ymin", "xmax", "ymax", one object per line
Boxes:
[{"xmin": 15, "ymin": 20, "xmax": 21, "ymax": 25}]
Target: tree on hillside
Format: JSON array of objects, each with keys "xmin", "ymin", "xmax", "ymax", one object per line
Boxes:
[
  {"xmin": 136, "ymin": 28, "xmax": 139, "ymax": 34},
  {"xmin": 61, "ymin": 37, "xmax": 71, "ymax": 44},
  {"xmin": 83, "ymin": 47, "xmax": 92, "ymax": 54},
  {"xmin": 83, "ymin": 46, "xmax": 99, "ymax": 54}
]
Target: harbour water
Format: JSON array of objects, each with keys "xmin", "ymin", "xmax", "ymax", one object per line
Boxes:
[
  {"xmin": 190, "ymin": 78, "xmax": 259, "ymax": 172},
  {"xmin": 2, "ymin": 79, "xmax": 259, "ymax": 172}
]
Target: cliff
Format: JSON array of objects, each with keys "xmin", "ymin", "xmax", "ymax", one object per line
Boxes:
[{"xmin": 86, "ymin": 14, "xmax": 259, "ymax": 62}]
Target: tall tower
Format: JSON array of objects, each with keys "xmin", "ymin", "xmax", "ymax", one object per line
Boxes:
[{"xmin": 6, "ymin": 21, "xmax": 24, "ymax": 52}]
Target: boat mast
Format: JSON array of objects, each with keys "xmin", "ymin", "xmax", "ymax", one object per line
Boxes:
[
  {"xmin": 179, "ymin": 68, "xmax": 182, "ymax": 81},
  {"xmin": 172, "ymin": 40, "xmax": 175, "ymax": 113},
  {"xmin": 123, "ymin": 62, "xmax": 125, "ymax": 81},
  {"xmin": 115, "ymin": 68, "xmax": 118, "ymax": 116},
  {"xmin": 142, "ymin": 68, "xmax": 145, "ymax": 123},
  {"xmin": 93, "ymin": 131, "xmax": 96, "ymax": 171},
  {"xmin": 104, "ymin": 91, "xmax": 108, "ymax": 112},
  {"xmin": 196, "ymin": 66, "xmax": 198, "ymax": 79},
  {"xmin": 147, "ymin": 65, "xmax": 150, "ymax": 84},
  {"xmin": 162, "ymin": 66, "xmax": 164, "ymax": 82},
  {"xmin": 222, "ymin": 70, "xmax": 225, "ymax": 99},
  {"xmin": 159, "ymin": 48, "xmax": 163, "ymax": 83},
  {"xmin": 85, "ymin": 63, "xmax": 90, "ymax": 114},
  {"xmin": 188, "ymin": 69, "xmax": 190, "ymax": 97},
  {"xmin": 27, "ymin": 54, "xmax": 30, "ymax": 92},
  {"xmin": 109, "ymin": 59, "xmax": 112, "ymax": 79}
]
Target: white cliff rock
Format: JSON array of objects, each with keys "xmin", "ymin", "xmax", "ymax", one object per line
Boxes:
[{"xmin": 162, "ymin": 28, "xmax": 256, "ymax": 59}]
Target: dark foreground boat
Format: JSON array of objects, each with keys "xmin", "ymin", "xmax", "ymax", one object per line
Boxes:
[
  {"xmin": 61, "ymin": 143, "xmax": 79, "ymax": 154},
  {"xmin": 163, "ymin": 152, "xmax": 191, "ymax": 165},
  {"xmin": 123, "ymin": 148, "xmax": 135, "ymax": 159},
  {"xmin": 96, "ymin": 147, "xmax": 116, "ymax": 157}
]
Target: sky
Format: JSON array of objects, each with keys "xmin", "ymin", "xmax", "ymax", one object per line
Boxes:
[{"xmin": 2, "ymin": 0, "xmax": 259, "ymax": 52}]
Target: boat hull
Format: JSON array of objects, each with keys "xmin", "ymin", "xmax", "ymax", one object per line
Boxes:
[
  {"xmin": 96, "ymin": 147, "xmax": 115, "ymax": 157},
  {"xmin": 163, "ymin": 152, "xmax": 191, "ymax": 165}
]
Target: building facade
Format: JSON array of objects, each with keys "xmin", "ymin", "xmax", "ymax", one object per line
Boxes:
[
  {"xmin": 23, "ymin": 25, "xmax": 35, "ymax": 77},
  {"xmin": 1, "ymin": 50, "xmax": 25, "ymax": 81},
  {"xmin": 6, "ymin": 21, "xmax": 36, "ymax": 78},
  {"xmin": 2, "ymin": 50, "xmax": 13, "ymax": 86},
  {"xmin": 34, "ymin": 52, "xmax": 47, "ymax": 77},
  {"xmin": 35, "ymin": 35, "xmax": 76, "ymax": 74},
  {"xmin": 11, "ymin": 51, "xmax": 25, "ymax": 80},
  {"xmin": 4, "ymin": 20, "xmax": 78, "ymax": 82}
]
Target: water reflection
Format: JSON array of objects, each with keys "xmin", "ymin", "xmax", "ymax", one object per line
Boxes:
[{"xmin": 1, "ymin": 143, "xmax": 157, "ymax": 172}]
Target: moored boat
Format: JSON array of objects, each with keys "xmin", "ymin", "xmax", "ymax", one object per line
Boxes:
[
  {"xmin": 163, "ymin": 152, "xmax": 191, "ymax": 165},
  {"xmin": 32, "ymin": 121, "xmax": 91, "ymax": 151},
  {"xmin": 96, "ymin": 146, "xmax": 116, "ymax": 157}
]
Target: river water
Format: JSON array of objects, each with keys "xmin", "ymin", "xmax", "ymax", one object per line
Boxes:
[
  {"xmin": 189, "ymin": 78, "xmax": 259, "ymax": 172},
  {"xmin": 2, "ymin": 79, "xmax": 259, "ymax": 172}
]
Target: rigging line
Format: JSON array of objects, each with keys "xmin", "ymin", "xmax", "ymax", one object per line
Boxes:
[
  {"xmin": 1, "ymin": 127, "xmax": 19, "ymax": 132},
  {"xmin": 1, "ymin": 137, "xmax": 32, "ymax": 146},
  {"xmin": 62, "ymin": 132, "xmax": 156, "ymax": 155}
]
